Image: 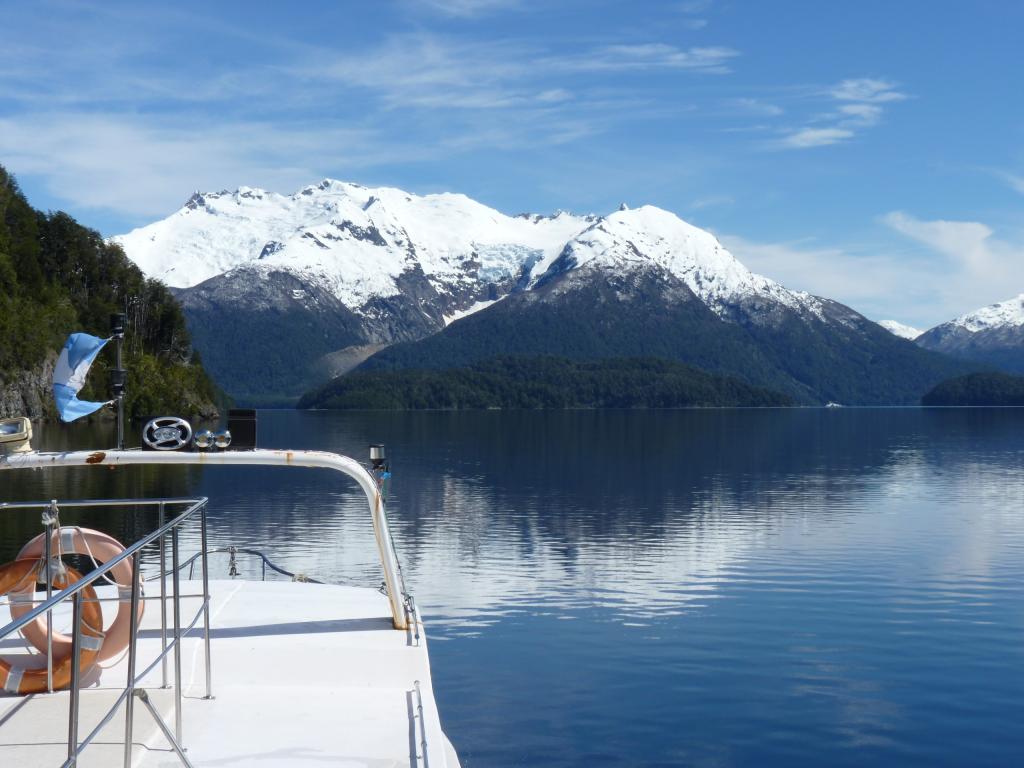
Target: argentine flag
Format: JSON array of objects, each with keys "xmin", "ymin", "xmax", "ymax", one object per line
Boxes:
[{"xmin": 53, "ymin": 333, "xmax": 111, "ymax": 423}]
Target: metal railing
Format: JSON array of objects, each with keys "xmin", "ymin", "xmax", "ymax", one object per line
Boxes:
[
  {"xmin": 0, "ymin": 497, "xmax": 213, "ymax": 767},
  {"xmin": 146, "ymin": 546, "xmax": 324, "ymax": 584}
]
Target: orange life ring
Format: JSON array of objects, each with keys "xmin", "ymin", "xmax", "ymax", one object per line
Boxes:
[
  {"xmin": 0, "ymin": 559, "xmax": 104, "ymax": 695},
  {"xmin": 10, "ymin": 527, "xmax": 143, "ymax": 664}
]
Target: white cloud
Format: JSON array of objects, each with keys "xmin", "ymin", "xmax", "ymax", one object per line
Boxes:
[
  {"xmin": 831, "ymin": 78, "xmax": 907, "ymax": 103},
  {"xmin": 881, "ymin": 211, "xmax": 1024, "ymax": 318},
  {"xmin": 0, "ymin": 114, "xmax": 386, "ymax": 220},
  {"xmin": 722, "ymin": 212, "xmax": 1024, "ymax": 329},
  {"xmin": 837, "ymin": 103, "xmax": 883, "ymax": 125},
  {"xmin": 777, "ymin": 76, "xmax": 906, "ymax": 150},
  {"xmin": 993, "ymin": 170, "xmax": 1024, "ymax": 195},
  {"xmin": 410, "ymin": 0, "xmax": 522, "ymax": 16},
  {"xmin": 881, "ymin": 211, "xmax": 1018, "ymax": 278},
  {"xmin": 536, "ymin": 88, "xmax": 572, "ymax": 103},
  {"xmin": 720, "ymin": 234, "xmax": 912, "ymax": 312},
  {"xmin": 560, "ymin": 44, "xmax": 739, "ymax": 74},
  {"xmin": 728, "ymin": 97, "xmax": 783, "ymax": 116},
  {"xmin": 780, "ymin": 127, "xmax": 854, "ymax": 148}
]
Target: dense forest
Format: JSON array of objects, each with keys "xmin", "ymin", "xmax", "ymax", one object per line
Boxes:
[
  {"xmin": 299, "ymin": 356, "xmax": 794, "ymax": 410},
  {"xmin": 357, "ymin": 274, "xmax": 975, "ymax": 406},
  {"xmin": 0, "ymin": 165, "xmax": 219, "ymax": 420},
  {"xmin": 921, "ymin": 372, "xmax": 1024, "ymax": 406}
]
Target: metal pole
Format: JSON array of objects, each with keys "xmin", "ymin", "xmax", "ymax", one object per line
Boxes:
[
  {"xmin": 44, "ymin": 503, "xmax": 56, "ymax": 693},
  {"xmin": 172, "ymin": 527, "xmax": 183, "ymax": 746},
  {"xmin": 116, "ymin": 341, "xmax": 124, "ymax": 451},
  {"xmin": 122, "ymin": 552, "xmax": 141, "ymax": 768},
  {"xmin": 110, "ymin": 311, "xmax": 126, "ymax": 450},
  {"xmin": 200, "ymin": 502, "xmax": 213, "ymax": 699},
  {"xmin": 137, "ymin": 690, "xmax": 196, "ymax": 768},
  {"xmin": 67, "ymin": 592, "xmax": 83, "ymax": 766},
  {"xmin": 159, "ymin": 502, "xmax": 168, "ymax": 688}
]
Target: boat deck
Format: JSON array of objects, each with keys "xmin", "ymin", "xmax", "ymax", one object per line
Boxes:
[{"xmin": 0, "ymin": 580, "xmax": 457, "ymax": 767}]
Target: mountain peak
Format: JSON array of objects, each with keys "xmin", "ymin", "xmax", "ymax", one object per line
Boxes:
[
  {"xmin": 952, "ymin": 293, "xmax": 1024, "ymax": 332},
  {"xmin": 878, "ymin": 319, "xmax": 922, "ymax": 340}
]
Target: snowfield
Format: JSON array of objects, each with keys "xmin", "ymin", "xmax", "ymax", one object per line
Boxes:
[{"xmin": 114, "ymin": 179, "xmax": 820, "ymax": 322}]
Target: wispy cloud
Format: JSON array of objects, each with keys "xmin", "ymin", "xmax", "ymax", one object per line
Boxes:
[
  {"xmin": 831, "ymin": 78, "xmax": 907, "ymax": 103},
  {"xmin": 726, "ymin": 97, "xmax": 783, "ymax": 116},
  {"xmin": 409, "ymin": 0, "xmax": 522, "ymax": 17},
  {"xmin": 723, "ymin": 209, "xmax": 1023, "ymax": 328},
  {"xmin": 881, "ymin": 211, "xmax": 1023, "ymax": 317},
  {"xmin": 779, "ymin": 127, "xmax": 854, "ymax": 148},
  {"xmin": 720, "ymin": 234, "xmax": 924, "ymax": 317},
  {"xmin": 561, "ymin": 44, "xmax": 738, "ymax": 73},
  {"xmin": 776, "ymin": 77, "xmax": 907, "ymax": 150},
  {"xmin": 882, "ymin": 211, "xmax": 1019, "ymax": 279},
  {"xmin": 0, "ymin": 113, "xmax": 389, "ymax": 219},
  {"xmin": 676, "ymin": 0, "xmax": 712, "ymax": 28},
  {"xmin": 992, "ymin": 170, "xmax": 1024, "ymax": 194}
]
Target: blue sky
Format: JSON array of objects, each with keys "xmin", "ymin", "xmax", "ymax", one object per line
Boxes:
[{"xmin": 1, "ymin": 0, "xmax": 1021, "ymax": 328}]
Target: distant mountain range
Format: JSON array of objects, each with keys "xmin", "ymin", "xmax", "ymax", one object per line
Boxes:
[
  {"xmin": 115, "ymin": 180, "xmax": 978, "ymax": 405},
  {"xmin": 879, "ymin": 293, "xmax": 1024, "ymax": 373}
]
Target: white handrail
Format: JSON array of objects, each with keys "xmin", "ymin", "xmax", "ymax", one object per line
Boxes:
[{"xmin": 0, "ymin": 448, "xmax": 409, "ymax": 629}]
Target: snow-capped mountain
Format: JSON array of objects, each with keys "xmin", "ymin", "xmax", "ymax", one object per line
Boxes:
[
  {"xmin": 115, "ymin": 179, "xmax": 591, "ymax": 311},
  {"xmin": 916, "ymin": 293, "xmax": 1024, "ymax": 373},
  {"xmin": 114, "ymin": 180, "xmax": 970, "ymax": 403},
  {"xmin": 878, "ymin": 320, "xmax": 921, "ymax": 340},
  {"xmin": 534, "ymin": 204, "xmax": 824, "ymax": 318}
]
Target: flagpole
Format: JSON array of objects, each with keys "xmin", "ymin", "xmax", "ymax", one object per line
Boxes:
[{"xmin": 110, "ymin": 313, "xmax": 127, "ymax": 450}]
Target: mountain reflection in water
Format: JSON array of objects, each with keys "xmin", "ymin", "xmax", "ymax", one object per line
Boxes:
[{"xmin": 3, "ymin": 408, "xmax": 1023, "ymax": 767}]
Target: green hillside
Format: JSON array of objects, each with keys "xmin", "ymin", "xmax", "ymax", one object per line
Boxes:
[
  {"xmin": 922, "ymin": 372, "xmax": 1024, "ymax": 406},
  {"xmin": 357, "ymin": 275, "xmax": 977, "ymax": 406},
  {"xmin": 0, "ymin": 165, "xmax": 219, "ymax": 420},
  {"xmin": 299, "ymin": 356, "xmax": 794, "ymax": 410}
]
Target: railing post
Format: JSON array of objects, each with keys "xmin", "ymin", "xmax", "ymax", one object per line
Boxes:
[
  {"xmin": 159, "ymin": 501, "xmax": 168, "ymax": 688},
  {"xmin": 200, "ymin": 501, "xmax": 213, "ymax": 699},
  {"xmin": 44, "ymin": 499, "xmax": 59, "ymax": 693},
  {"xmin": 67, "ymin": 592, "xmax": 83, "ymax": 766},
  {"xmin": 172, "ymin": 526, "xmax": 184, "ymax": 746},
  {"xmin": 122, "ymin": 551, "xmax": 141, "ymax": 768}
]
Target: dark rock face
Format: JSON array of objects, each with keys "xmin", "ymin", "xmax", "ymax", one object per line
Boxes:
[
  {"xmin": 916, "ymin": 323, "xmax": 1024, "ymax": 373},
  {"xmin": 0, "ymin": 353, "xmax": 56, "ymax": 419}
]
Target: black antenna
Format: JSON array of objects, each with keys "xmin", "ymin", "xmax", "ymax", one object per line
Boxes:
[{"xmin": 110, "ymin": 312, "xmax": 127, "ymax": 449}]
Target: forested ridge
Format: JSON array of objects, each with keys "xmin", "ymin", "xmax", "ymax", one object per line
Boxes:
[
  {"xmin": 921, "ymin": 372, "xmax": 1024, "ymax": 406},
  {"xmin": 0, "ymin": 165, "xmax": 219, "ymax": 420},
  {"xmin": 299, "ymin": 356, "xmax": 794, "ymax": 410}
]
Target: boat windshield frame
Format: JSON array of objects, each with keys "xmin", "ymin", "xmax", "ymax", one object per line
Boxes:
[{"xmin": 0, "ymin": 448, "xmax": 409, "ymax": 630}]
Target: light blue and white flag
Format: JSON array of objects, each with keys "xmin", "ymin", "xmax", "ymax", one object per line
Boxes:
[{"xmin": 52, "ymin": 333, "xmax": 112, "ymax": 423}]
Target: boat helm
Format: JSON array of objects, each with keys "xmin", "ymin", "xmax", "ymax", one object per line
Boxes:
[{"xmin": 142, "ymin": 416, "xmax": 192, "ymax": 451}]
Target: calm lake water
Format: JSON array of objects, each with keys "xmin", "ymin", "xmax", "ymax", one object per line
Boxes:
[{"xmin": 3, "ymin": 408, "xmax": 1024, "ymax": 767}]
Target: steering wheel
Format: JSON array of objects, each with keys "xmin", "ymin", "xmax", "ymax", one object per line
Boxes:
[{"xmin": 142, "ymin": 417, "xmax": 192, "ymax": 451}]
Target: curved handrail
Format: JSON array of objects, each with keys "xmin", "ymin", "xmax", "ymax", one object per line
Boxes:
[{"xmin": 0, "ymin": 449, "xmax": 409, "ymax": 629}]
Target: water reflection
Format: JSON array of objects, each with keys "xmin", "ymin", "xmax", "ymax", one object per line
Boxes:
[{"xmin": 2, "ymin": 409, "xmax": 1024, "ymax": 766}]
